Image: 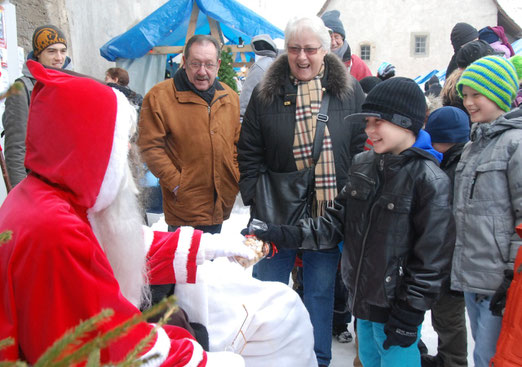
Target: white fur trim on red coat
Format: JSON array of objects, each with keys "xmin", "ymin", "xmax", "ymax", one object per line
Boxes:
[
  {"xmin": 91, "ymin": 90, "xmax": 136, "ymax": 213},
  {"xmin": 138, "ymin": 326, "xmax": 170, "ymax": 367},
  {"xmin": 173, "ymin": 227, "xmax": 202, "ymax": 284}
]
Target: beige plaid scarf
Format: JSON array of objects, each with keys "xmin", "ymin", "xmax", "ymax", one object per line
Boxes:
[{"xmin": 291, "ymin": 66, "xmax": 337, "ymax": 217}]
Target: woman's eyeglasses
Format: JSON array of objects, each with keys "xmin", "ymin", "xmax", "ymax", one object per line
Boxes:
[{"xmin": 287, "ymin": 46, "xmax": 322, "ymax": 55}]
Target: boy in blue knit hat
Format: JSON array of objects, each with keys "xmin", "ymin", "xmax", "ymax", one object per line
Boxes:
[
  {"xmin": 249, "ymin": 77, "xmax": 456, "ymax": 367},
  {"xmin": 452, "ymin": 55, "xmax": 522, "ymax": 367},
  {"xmin": 423, "ymin": 106, "xmax": 470, "ymax": 367}
]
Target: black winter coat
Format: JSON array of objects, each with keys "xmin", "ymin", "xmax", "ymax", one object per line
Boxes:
[
  {"xmin": 238, "ymin": 53, "xmax": 366, "ymax": 206},
  {"xmin": 297, "ymin": 148, "xmax": 456, "ymax": 322}
]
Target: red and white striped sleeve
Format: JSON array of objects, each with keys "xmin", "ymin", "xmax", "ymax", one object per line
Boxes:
[{"xmin": 144, "ymin": 226, "xmax": 205, "ymax": 285}]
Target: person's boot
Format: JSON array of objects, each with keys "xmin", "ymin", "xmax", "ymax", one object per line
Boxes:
[{"xmin": 421, "ymin": 354, "xmax": 443, "ymax": 367}]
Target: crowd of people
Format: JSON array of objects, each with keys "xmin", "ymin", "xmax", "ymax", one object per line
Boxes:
[{"xmin": 0, "ymin": 10, "xmax": 522, "ymax": 367}]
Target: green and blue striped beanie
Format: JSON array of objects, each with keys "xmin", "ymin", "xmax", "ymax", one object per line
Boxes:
[{"xmin": 457, "ymin": 55, "xmax": 522, "ymax": 112}]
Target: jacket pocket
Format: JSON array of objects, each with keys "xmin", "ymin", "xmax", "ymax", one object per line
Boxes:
[
  {"xmin": 374, "ymin": 194, "xmax": 413, "ymax": 235},
  {"xmin": 345, "ymin": 172, "xmax": 374, "ymax": 221},
  {"xmin": 494, "ymin": 216, "xmax": 511, "ymax": 263},
  {"xmin": 469, "ymin": 161, "xmax": 508, "ymax": 201},
  {"xmin": 384, "ymin": 256, "xmax": 406, "ymax": 303}
]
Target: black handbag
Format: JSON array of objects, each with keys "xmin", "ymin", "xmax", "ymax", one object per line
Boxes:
[{"xmin": 253, "ymin": 94, "xmax": 330, "ymax": 225}]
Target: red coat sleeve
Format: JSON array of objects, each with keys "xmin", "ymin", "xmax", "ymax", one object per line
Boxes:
[{"xmin": 145, "ymin": 226, "xmax": 205, "ymax": 285}]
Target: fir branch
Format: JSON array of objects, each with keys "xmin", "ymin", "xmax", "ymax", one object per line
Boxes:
[
  {"xmin": 0, "ymin": 82, "xmax": 24, "ymax": 101},
  {"xmin": 115, "ymin": 296, "xmax": 178, "ymax": 367},
  {"xmin": 0, "ymin": 337, "xmax": 14, "ymax": 351},
  {"xmin": 56, "ymin": 296, "xmax": 177, "ymax": 367},
  {"xmin": 0, "ymin": 361, "xmax": 28, "ymax": 367},
  {"xmin": 34, "ymin": 309, "xmax": 114, "ymax": 367},
  {"xmin": 0, "ymin": 231, "xmax": 13, "ymax": 246}
]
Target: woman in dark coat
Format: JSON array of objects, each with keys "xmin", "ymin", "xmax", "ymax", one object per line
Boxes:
[{"xmin": 238, "ymin": 16, "xmax": 366, "ymax": 367}]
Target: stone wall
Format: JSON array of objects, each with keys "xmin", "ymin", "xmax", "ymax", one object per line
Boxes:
[{"xmin": 12, "ymin": 0, "xmax": 71, "ymax": 56}]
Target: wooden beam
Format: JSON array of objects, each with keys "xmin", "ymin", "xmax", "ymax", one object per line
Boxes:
[
  {"xmin": 151, "ymin": 46, "xmax": 184, "ymax": 54},
  {"xmin": 151, "ymin": 44, "xmax": 253, "ymax": 55},
  {"xmin": 207, "ymin": 16, "xmax": 224, "ymax": 45},
  {"xmin": 232, "ymin": 62, "xmax": 254, "ymax": 68},
  {"xmin": 221, "ymin": 45, "xmax": 253, "ymax": 53},
  {"xmin": 186, "ymin": 1, "xmax": 199, "ymax": 40}
]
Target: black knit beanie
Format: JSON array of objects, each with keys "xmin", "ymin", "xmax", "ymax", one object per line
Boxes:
[
  {"xmin": 32, "ymin": 25, "xmax": 67, "ymax": 56},
  {"xmin": 347, "ymin": 77, "xmax": 427, "ymax": 135},
  {"xmin": 359, "ymin": 76, "xmax": 382, "ymax": 94},
  {"xmin": 450, "ymin": 22, "xmax": 478, "ymax": 52},
  {"xmin": 321, "ymin": 10, "xmax": 346, "ymax": 39},
  {"xmin": 455, "ymin": 39, "xmax": 494, "ymax": 69}
]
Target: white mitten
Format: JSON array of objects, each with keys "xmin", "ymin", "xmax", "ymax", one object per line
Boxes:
[
  {"xmin": 206, "ymin": 351, "xmax": 245, "ymax": 366},
  {"xmin": 199, "ymin": 232, "xmax": 256, "ymax": 262}
]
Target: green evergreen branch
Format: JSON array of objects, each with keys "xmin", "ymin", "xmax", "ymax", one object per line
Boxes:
[
  {"xmin": 34, "ymin": 309, "xmax": 114, "ymax": 367},
  {"xmin": 0, "ymin": 231, "xmax": 13, "ymax": 246},
  {"xmin": 117, "ymin": 296, "xmax": 178, "ymax": 366}
]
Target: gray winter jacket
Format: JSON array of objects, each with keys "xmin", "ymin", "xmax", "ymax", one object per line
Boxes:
[
  {"xmin": 451, "ymin": 109, "xmax": 522, "ymax": 295},
  {"xmin": 2, "ymin": 55, "xmax": 72, "ymax": 187},
  {"xmin": 2, "ymin": 63, "xmax": 34, "ymax": 187}
]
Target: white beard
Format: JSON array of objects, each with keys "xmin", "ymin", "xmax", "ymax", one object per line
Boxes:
[{"xmin": 89, "ymin": 161, "xmax": 150, "ymax": 309}]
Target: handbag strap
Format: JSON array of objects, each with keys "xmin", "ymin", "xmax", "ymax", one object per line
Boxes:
[{"xmin": 311, "ymin": 93, "xmax": 330, "ymax": 165}]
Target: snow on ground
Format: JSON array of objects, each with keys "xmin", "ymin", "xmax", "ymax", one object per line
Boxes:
[{"xmin": 148, "ymin": 195, "xmax": 475, "ymax": 365}]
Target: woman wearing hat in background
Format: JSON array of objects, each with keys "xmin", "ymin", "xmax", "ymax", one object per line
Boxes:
[
  {"xmin": 238, "ymin": 15, "xmax": 366, "ymax": 367},
  {"xmin": 320, "ymin": 10, "xmax": 372, "ymax": 81}
]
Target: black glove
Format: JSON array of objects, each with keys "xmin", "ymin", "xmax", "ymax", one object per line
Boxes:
[
  {"xmin": 383, "ymin": 301, "xmax": 425, "ymax": 350},
  {"xmin": 490, "ymin": 269, "xmax": 514, "ymax": 317},
  {"xmin": 253, "ymin": 223, "xmax": 303, "ymax": 249}
]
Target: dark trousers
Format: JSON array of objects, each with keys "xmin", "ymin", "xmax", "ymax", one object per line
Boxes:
[
  {"xmin": 168, "ymin": 224, "xmax": 222, "ymax": 234},
  {"xmin": 431, "ymin": 290, "xmax": 468, "ymax": 366}
]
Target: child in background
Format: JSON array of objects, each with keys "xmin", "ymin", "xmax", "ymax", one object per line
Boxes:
[
  {"xmin": 423, "ymin": 106, "xmax": 470, "ymax": 367},
  {"xmin": 251, "ymin": 77, "xmax": 456, "ymax": 367},
  {"xmin": 451, "ymin": 55, "xmax": 522, "ymax": 367}
]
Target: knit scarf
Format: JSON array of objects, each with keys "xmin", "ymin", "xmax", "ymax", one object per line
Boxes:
[{"xmin": 291, "ymin": 65, "xmax": 337, "ymax": 217}]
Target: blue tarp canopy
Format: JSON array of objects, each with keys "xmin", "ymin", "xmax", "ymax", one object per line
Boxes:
[{"xmin": 100, "ymin": 0, "xmax": 284, "ymax": 62}]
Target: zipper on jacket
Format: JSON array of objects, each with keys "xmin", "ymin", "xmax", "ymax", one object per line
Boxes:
[
  {"xmin": 351, "ymin": 201, "xmax": 378, "ymax": 312},
  {"xmin": 350, "ymin": 158, "xmax": 383, "ymax": 311},
  {"xmin": 469, "ymin": 173, "xmax": 477, "ymax": 199}
]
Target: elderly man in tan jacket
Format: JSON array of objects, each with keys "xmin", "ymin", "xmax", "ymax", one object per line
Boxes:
[{"xmin": 139, "ymin": 35, "xmax": 240, "ymax": 234}]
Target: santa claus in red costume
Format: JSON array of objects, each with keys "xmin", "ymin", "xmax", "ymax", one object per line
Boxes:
[{"xmin": 0, "ymin": 61, "xmax": 316, "ymax": 366}]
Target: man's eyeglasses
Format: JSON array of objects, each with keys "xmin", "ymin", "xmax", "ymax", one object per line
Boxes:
[
  {"xmin": 287, "ymin": 46, "xmax": 322, "ymax": 55},
  {"xmin": 188, "ymin": 61, "xmax": 218, "ymax": 71}
]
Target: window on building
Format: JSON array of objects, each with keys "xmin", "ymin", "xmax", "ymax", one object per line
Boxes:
[
  {"xmin": 411, "ymin": 33, "xmax": 429, "ymax": 57},
  {"xmin": 360, "ymin": 44, "xmax": 371, "ymax": 61}
]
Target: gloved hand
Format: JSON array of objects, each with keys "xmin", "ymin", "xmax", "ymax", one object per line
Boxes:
[
  {"xmin": 490, "ymin": 268, "xmax": 514, "ymax": 316},
  {"xmin": 383, "ymin": 301, "xmax": 425, "ymax": 350},
  {"xmin": 251, "ymin": 222, "xmax": 302, "ymax": 249},
  {"xmin": 199, "ymin": 232, "xmax": 256, "ymax": 262}
]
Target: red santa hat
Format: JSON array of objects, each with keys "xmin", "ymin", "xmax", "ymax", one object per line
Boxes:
[{"xmin": 25, "ymin": 60, "xmax": 135, "ymax": 211}]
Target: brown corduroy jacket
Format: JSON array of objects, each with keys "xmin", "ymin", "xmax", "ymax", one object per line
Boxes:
[{"xmin": 138, "ymin": 75, "xmax": 240, "ymax": 226}]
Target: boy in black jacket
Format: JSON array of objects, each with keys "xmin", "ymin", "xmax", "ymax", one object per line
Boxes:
[{"xmin": 253, "ymin": 77, "xmax": 456, "ymax": 367}]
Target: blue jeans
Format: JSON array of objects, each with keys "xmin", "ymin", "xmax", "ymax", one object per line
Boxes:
[
  {"xmin": 464, "ymin": 292, "xmax": 503, "ymax": 367},
  {"xmin": 253, "ymin": 247, "xmax": 339, "ymax": 366},
  {"xmin": 357, "ymin": 319, "xmax": 422, "ymax": 367}
]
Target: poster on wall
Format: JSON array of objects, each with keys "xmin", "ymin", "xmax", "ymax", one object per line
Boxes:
[{"xmin": 0, "ymin": 6, "xmax": 6, "ymax": 50}]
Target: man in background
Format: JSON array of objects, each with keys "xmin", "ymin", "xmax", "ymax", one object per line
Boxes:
[
  {"xmin": 138, "ymin": 35, "xmax": 240, "ymax": 234},
  {"xmin": 2, "ymin": 25, "xmax": 72, "ymax": 187}
]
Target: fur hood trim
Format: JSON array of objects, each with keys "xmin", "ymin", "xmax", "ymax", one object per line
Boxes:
[{"xmin": 258, "ymin": 53, "xmax": 355, "ymax": 105}]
